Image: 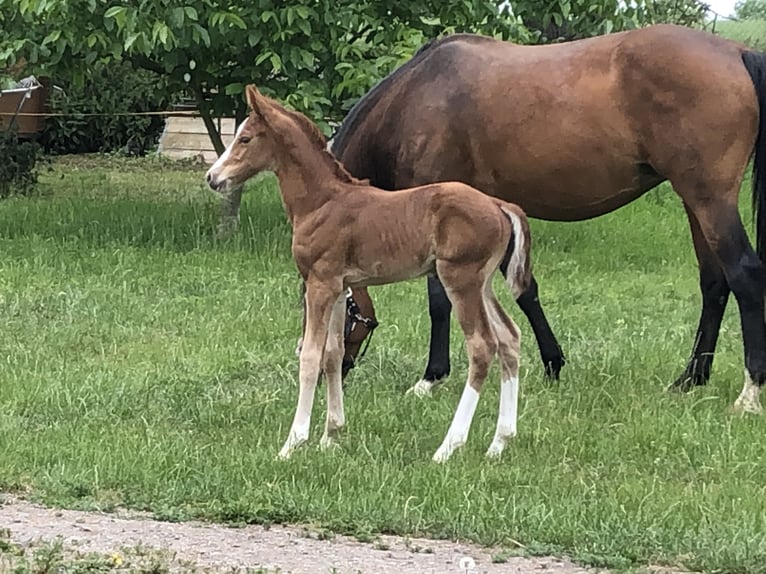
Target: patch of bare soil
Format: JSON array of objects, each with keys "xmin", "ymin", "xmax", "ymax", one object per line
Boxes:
[{"xmin": 0, "ymin": 495, "xmax": 598, "ymax": 574}]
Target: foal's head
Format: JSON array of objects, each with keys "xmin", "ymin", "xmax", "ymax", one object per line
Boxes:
[
  {"xmin": 206, "ymin": 84, "xmax": 367, "ymax": 193},
  {"xmin": 206, "ymin": 85, "xmax": 286, "ymax": 192}
]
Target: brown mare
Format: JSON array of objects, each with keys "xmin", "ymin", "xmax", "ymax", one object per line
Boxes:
[
  {"xmin": 206, "ymin": 85, "xmax": 532, "ymax": 462},
  {"xmin": 221, "ymin": 23, "xmax": 766, "ymax": 412}
]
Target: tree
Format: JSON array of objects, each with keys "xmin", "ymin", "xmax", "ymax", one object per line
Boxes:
[
  {"xmin": 0, "ymin": 1, "xmax": 523, "ymax": 154},
  {"xmin": 0, "ymin": 0, "xmax": 711, "ymax": 157},
  {"xmin": 513, "ymin": 0, "xmax": 710, "ymax": 44},
  {"xmin": 735, "ymin": 0, "xmax": 766, "ymax": 20}
]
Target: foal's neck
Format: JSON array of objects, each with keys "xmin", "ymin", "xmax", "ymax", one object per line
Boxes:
[{"xmin": 272, "ymin": 137, "xmax": 343, "ymax": 225}]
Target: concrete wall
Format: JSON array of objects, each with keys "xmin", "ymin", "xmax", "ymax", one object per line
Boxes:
[{"xmin": 157, "ymin": 116, "xmax": 236, "ymax": 165}]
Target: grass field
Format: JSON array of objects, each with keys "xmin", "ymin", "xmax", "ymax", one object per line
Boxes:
[{"xmin": 1, "ymin": 155, "xmax": 765, "ymax": 573}]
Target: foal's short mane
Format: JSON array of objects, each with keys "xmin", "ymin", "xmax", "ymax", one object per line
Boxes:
[{"xmin": 274, "ymin": 101, "xmax": 367, "ymax": 186}]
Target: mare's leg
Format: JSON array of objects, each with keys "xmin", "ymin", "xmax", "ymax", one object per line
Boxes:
[
  {"xmin": 670, "ymin": 204, "xmax": 731, "ymax": 391},
  {"xmin": 683, "ymin": 195, "xmax": 766, "ymax": 413},
  {"xmin": 516, "ymin": 274, "xmax": 565, "ymax": 380},
  {"xmin": 321, "ymin": 295, "xmax": 348, "ymax": 449},
  {"xmin": 216, "ymin": 183, "xmax": 244, "ymax": 238},
  {"xmin": 407, "ymin": 275, "xmax": 453, "ymax": 396},
  {"xmin": 484, "ymin": 289, "xmax": 521, "ymax": 459},
  {"xmin": 278, "ymin": 281, "xmax": 342, "ymax": 459},
  {"xmin": 433, "ymin": 265, "xmax": 497, "ymax": 463}
]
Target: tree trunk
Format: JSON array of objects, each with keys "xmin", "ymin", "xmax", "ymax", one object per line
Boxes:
[{"xmin": 192, "ymin": 84, "xmax": 225, "ymax": 156}]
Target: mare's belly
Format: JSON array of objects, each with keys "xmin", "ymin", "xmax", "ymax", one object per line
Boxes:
[{"xmin": 490, "ymin": 165, "xmax": 664, "ymax": 222}]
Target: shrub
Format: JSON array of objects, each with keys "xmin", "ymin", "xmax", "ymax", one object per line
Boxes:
[
  {"xmin": 0, "ymin": 130, "xmax": 42, "ymax": 198},
  {"xmin": 41, "ymin": 61, "xmax": 172, "ymax": 156}
]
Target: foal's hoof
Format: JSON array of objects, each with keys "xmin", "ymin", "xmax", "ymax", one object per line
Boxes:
[
  {"xmin": 485, "ymin": 444, "xmax": 505, "ymax": 459},
  {"xmin": 277, "ymin": 436, "xmax": 307, "ymax": 460},
  {"xmin": 432, "ymin": 439, "xmax": 464, "ymax": 463},
  {"xmin": 319, "ymin": 435, "xmax": 340, "ymax": 451},
  {"xmin": 432, "ymin": 449, "xmax": 451, "ymax": 464}
]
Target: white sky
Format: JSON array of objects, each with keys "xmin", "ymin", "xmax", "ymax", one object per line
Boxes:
[{"xmin": 707, "ymin": 0, "xmax": 737, "ymax": 17}]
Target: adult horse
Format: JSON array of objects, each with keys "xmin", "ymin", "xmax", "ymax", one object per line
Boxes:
[{"xmin": 224, "ymin": 24, "xmax": 766, "ymax": 411}]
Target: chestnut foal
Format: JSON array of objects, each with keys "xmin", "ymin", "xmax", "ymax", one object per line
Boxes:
[{"xmin": 206, "ymin": 85, "xmax": 532, "ymax": 462}]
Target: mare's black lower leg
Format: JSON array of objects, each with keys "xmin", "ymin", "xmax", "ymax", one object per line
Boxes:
[
  {"xmin": 671, "ymin": 208, "xmax": 731, "ymax": 391},
  {"xmin": 688, "ymin": 203, "xmax": 766, "ymax": 410},
  {"xmin": 516, "ymin": 274, "xmax": 566, "ymax": 379},
  {"xmin": 422, "ymin": 275, "xmax": 452, "ymax": 382},
  {"xmin": 421, "ymin": 272, "xmax": 566, "ymax": 383}
]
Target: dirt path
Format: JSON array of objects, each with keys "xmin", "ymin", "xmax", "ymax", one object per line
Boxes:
[{"xmin": 0, "ymin": 495, "xmax": 598, "ymax": 574}]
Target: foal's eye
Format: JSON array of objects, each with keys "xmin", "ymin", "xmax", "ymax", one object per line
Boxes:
[{"xmin": 239, "ymin": 136, "xmax": 252, "ymax": 144}]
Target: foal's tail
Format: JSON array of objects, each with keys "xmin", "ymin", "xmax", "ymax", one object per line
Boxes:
[
  {"xmin": 742, "ymin": 50, "xmax": 766, "ymax": 261},
  {"xmin": 497, "ymin": 202, "xmax": 532, "ymax": 299}
]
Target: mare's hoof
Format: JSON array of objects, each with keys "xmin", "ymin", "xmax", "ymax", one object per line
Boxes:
[
  {"xmin": 406, "ymin": 379, "xmax": 436, "ymax": 397},
  {"xmin": 667, "ymin": 372, "xmax": 708, "ymax": 393},
  {"xmin": 543, "ymin": 355, "xmax": 566, "ymax": 380}
]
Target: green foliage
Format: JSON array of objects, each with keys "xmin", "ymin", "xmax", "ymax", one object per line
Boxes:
[
  {"xmin": 736, "ymin": 0, "xmax": 766, "ymax": 20},
  {"xmin": 0, "ymin": 532, "xmax": 187, "ymax": 574},
  {"xmin": 0, "ymin": 131, "xmax": 42, "ymax": 198},
  {"xmin": 0, "ymin": 0, "xmax": 712, "ymax": 150},
  {"xmin": 513, "ymin": 0, "xmax": 710, "ymax": 43},
  {"xmin": 0, "ymin": 0, "xmax": 520, "ymax": 143},
  {"xmin": 40, "ymin": 61, "xmax": 171, "ymax": 156}
]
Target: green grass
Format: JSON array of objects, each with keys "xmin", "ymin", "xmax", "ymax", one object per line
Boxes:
[
  {"xmin": 0, "ymin": 527, "xmax": 277, "ymax": 573},
  {"xmin": 715, "ymin": 18, "xmax": 766, "ymax": 50},
  {"xmin": 1, "ymin": 155, "xmax": 766, "ymax": 573}
]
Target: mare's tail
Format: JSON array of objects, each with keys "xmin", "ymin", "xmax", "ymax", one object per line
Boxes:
[
  {"xmin": 742, "ymin": 50, "xmax": 766, "ymax": 261},
  {"xmin": 497, "ymin": 203, "xmax": 532, "ymax": 299}
]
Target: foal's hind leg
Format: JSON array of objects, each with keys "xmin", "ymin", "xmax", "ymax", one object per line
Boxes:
[
  {"xmin": 670, "ymin": 204, "xmax": 731, "ymax": 391},
  {"xmin": 484, "ymin": 289, "xmax": 521, "ymax": 459},
  {"xmin": 433, "ymin": 264, "xmax": 498, "ymax": 463},
  {"xmin": 682, "ymin": 196, "xmax": 766, "ymax": 413}
]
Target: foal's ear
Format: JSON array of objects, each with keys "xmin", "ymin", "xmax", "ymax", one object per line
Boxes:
[
  {"xmin": 245, "ymin": 84, "xmax": 261, "ymax": 108},
  {"xmin": 246, "ymin": 84, "xmax": 267, "ymax": 119}
]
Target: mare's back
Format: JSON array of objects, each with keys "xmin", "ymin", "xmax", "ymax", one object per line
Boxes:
[{"xmin": 335, "ymin": 25, "xmax": 749, "ymax": 204}]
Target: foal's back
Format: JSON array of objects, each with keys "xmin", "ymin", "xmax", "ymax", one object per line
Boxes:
[{"xmin": 321, "ymin": 181, "xmax": 513, "ymax": 287}]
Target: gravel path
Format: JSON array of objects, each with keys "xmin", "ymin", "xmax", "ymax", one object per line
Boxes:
[{"xmin": 0, "ymin": 496, "xmax": 598, "ymax": 574}]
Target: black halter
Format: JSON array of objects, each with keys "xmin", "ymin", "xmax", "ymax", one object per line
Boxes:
[{"xmin": 343, "ymin": 287, "xmax": 379, "ymax": 364}]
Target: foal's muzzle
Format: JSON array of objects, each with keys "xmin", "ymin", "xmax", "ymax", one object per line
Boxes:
[{"xmin": 206, "ymin": 171, "xmax": 224, "ymax": 191}]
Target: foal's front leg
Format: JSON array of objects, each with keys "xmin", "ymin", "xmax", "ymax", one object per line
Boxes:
[
  {"xmin": 321, "ymin": 295, "xmax": 348, "ymax": 449},
  {"xmin": 278, "ymin": 281, "xmax": 341, "ymax": 459}
]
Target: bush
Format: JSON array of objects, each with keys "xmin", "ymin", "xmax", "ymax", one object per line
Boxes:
[
  {"xmin": 41, "ymin": 61, "xmax": 172, "ymax": 156},
  {"xmin": 0, "ymin": 130, "xmax": 42, "ymax": 198}
]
